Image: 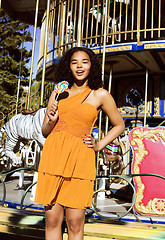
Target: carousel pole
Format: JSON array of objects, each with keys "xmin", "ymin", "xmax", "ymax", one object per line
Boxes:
[
  {"xmin": 77, "ymin": 0, "xmax": 83, "ymax": 47},
  {"xmin": 18, "ymin": 0, "xmax": 39, "ymax": 189},
  {"xmin": 95, "ymin": 0, "xmax": 108, "ymax": 198},
  {"xmin": 27, "ymin": 0, "xmax": 40, "ymax": 110},
  {"xmin": 100, "ymin": 0, "xmax": 108, "ymax": 140},
  {"xmin": 105, "ymin": 66, "xmax": 112, "ymax": 135},
  {"xmin": 40, "ymin": 0, "xmax": 51, "ymax": 108},
  {"xmin": 16, "ymin": 39, "xmax": 24, "ymax": 114},
  {"xmin": 101, "ymin": 0, "xmax": 108, "ymax": 136},
  {"xmin": 137, "ymin": 0, "xmax": 141, "ymax": 44},
  {"xmin": 144, "ymin": 68, "xmax": 148, "ymax": 127},
  {"xmin": 101, "ymin": 0, "xmax": 108, "ymax": 83}
]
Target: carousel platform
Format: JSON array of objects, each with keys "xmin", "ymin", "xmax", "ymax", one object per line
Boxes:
[
  {"xmin": 1, "ymin": 207, "xmax": 165, "ymax": 240},
  {"xmin": 1, "ymin": 174, "xmax": 165, "ymax": 239}
]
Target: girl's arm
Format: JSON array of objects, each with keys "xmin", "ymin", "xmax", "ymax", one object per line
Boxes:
[
  {"xmin": 84, "ymin": 89, "xmax": 125, "ymax": 151},
  {"xmin": 42, "ymin": 91, "xmax": 58, "ymax": 138}
]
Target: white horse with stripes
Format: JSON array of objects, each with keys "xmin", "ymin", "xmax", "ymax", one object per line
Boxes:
[{"xmin": 0, "ymin": 108, "xmax": 46, "ymax": 168}]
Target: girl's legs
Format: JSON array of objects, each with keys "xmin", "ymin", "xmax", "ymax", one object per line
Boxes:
[
  {"xmin": 45, "ymin": 203, "xmax": 64, "ymax": 240},
  {"xmin": 65, "ymin": 208, "xmax": 86, "ymax": 240}
]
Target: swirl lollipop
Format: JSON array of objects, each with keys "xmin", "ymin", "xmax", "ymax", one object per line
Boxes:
[{"xmin": 54, "ymin": 81, "xmax": 69, "ymax": 100}]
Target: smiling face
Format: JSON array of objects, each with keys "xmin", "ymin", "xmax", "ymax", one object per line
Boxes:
[{"xmin": 70, "ymin": 51, "xmax": 91, "ymax": 83}]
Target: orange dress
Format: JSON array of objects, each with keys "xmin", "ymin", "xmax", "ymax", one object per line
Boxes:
[{"xmin": 35, "ymin": 88, "xmax": 98, "ymax": 209}]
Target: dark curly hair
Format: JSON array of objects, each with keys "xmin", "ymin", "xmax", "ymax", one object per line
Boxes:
[{"xmin": 54, "ymin": 47, "xmax": 103, "ymax": 90}]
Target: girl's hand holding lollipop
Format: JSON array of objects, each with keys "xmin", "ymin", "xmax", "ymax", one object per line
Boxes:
[
  {"xmin": 47, "ymin": 81, "xmax": 69, "ymax": 122},
  {"xmin": 47, "ymin": 101, "xmax": 59, "ymax": 122}
]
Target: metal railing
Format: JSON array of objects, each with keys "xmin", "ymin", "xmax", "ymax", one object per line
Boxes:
[
  {"xmin": 38, "ymin": 0, "xmax": 165, "ymax": 69},
  {"xmin": 0, "ymin": 167, "xmax": 38, "ymax": 210}
]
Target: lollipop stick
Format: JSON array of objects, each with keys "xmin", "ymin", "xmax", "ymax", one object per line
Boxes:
[{"xmin": 55, "ymin": 93, "xmax": 60, "ymax": 101}]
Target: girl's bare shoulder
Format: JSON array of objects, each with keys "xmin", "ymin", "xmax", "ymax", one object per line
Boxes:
[
  {"xmin": 93, "ymin": 88, "xmax": 116, "ymax": 108},
  {"xmin": 93, "ymin": 88, "xmax": 112, "ymax": 99}
]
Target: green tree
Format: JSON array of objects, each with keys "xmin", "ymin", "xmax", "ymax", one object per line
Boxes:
[{"xmin": 0, "ymin": 10, "xmax": 32, "ymax": 116}]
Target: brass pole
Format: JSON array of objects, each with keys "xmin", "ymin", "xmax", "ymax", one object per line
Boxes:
[
  {"xmin": 85, "ymin": 0, "xmax": 90, "ymax": 46},
  {"xmin": 72, "ymin": 0, "xmax": 77, "ymax": 46},
  {"xmin": 69, "ymin": 0, "xmax": 74, "ymax": 45},
  {"xmin": 112, "ymin": 0, "xmax": 116, "ymax": 44},
  {"xmin": 144, "ymin": 69, "xmax": 148, "ymax": 127},
  {"xmin": 40, "ymin": 0, "xmax": 51, "ymax": 107},
  {"xmin": 137, "ymin": 0, "xmax": 141, "ymax": 44},
  {"xmin": 105, "ymin": 66, "xmax": 112, "ymax": 135},
  {"xmin": 65, "ymin": 0, "xmax": 70, "ymax": 48},
  {"xmin": 51, "ymin": 3, "xmax": 55, "ymax": 54},
  {"xmin": 27, "ymin": 0, "xmax": 40, "ymax": 109},
  {"xmin": 151, "ymin": 0, "xmax": 154, "ymax": 38},
  {"xmin": 158, "ymin": 0, "xmax": 161, "ymax": 38},
  {"xmin": 16, "ymin": 39, "xmax": 24, "ymax": 114},
  {"xmin": 58, "ymin": 1, "xmax": 63, "ymax": 55},
  {"xmin": 125, "ymin": 0, "xmax": 128, "ymax": 41},
  {"xmin": 119, "ymin": 0, "xmax": 122, "ymax": 41},
  {"xmin": 55, "ymin": 1, "xmax": 61, "ymax": 56},
  {"xmin": 77, "ymin": 0, "xmax": 83, "ymax": 46},
  {"xmin": 102, "ymin": 0, "xmax": 108, "ymax": 83},
  {"xmin": 48, "ymin": 7, "xmax": 53, "ymax": 61},
  {"xmin": 90, "ymin": 0, "xmax": 95, "ymax": 46},
  {"xmin": 96, "ymin": 0, "xmax": 99, "ymax": 45},
  {"xmin": 95, "ymin": 110, "xmax": 102, "ymax": 193},
  {"xmin": 101, "ymin": 0, "xmax": 105, "ymax": 45},
  {"xmin": 38, "ymin": 17, "xmax": 44, "ymax": 69},
  {"xmin": 95, "ymin": 0, "xmax": 108, "ymax": 193},
  {"xmin": 131, "ymin": 0, "xmax": 134, "ymax": 40},
  {"xmin": 144, "ymin": 0, "xmax": 147, "ymax": 39},
  {"xmin": 61, "ymin": 1, "xmax": 66, "ymax": 49}
]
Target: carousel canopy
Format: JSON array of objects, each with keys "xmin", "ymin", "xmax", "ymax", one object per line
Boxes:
[{"xmin": 1, "ymin": 0, "xmax": 47, "ymax": 25}]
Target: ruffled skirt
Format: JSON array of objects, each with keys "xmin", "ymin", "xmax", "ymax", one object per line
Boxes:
[{"xmin": 35, "ymin": 173, "xmax": 94, "ymax": 209}]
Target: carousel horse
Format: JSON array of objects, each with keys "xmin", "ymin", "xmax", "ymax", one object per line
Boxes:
[
  {"xmin": 0, "ymin": 108, "xmax": 46, "ymax": 167},
  {"xmin": 89, "ymin": 0, "xmax": 131, "ymax": 42}
]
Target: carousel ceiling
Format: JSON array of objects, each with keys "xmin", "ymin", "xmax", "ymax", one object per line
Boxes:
[
  {"xmin": 1, "ymin": 0, "xmax": 47, "ymax": 25},
  {"xmin": 104, "ymin": 49, "xmax": 165, "ymax": 78}
]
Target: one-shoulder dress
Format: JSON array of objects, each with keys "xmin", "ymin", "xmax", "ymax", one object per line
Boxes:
[{"xmin": 34, "ymin": 87, "xmax": 98, "ymax": 209}]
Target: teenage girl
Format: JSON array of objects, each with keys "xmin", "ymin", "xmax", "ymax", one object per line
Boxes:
[{"xmin": 35, "ymin": 47, "xmax": 125, "ymax": 240}]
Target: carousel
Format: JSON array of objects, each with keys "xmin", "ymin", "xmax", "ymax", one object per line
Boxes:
[{"xmin": 0, "ymin": 0, "xmax": 165, "ymax": 239}]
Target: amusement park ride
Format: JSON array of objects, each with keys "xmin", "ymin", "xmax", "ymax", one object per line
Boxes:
[{"xmin": 0, "ymin": 0, "xmax": 165, "ymax": 239}]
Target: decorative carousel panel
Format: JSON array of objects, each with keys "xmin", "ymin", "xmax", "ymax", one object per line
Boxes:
[{"xmin": 129, "ymin": 127, "xmax": 165, "ymax": 215}]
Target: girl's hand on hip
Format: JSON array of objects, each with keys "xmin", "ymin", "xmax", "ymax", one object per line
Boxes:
[{"xmin": 83, "ymin": 134, "xmax": 100, "ymax": 151}]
